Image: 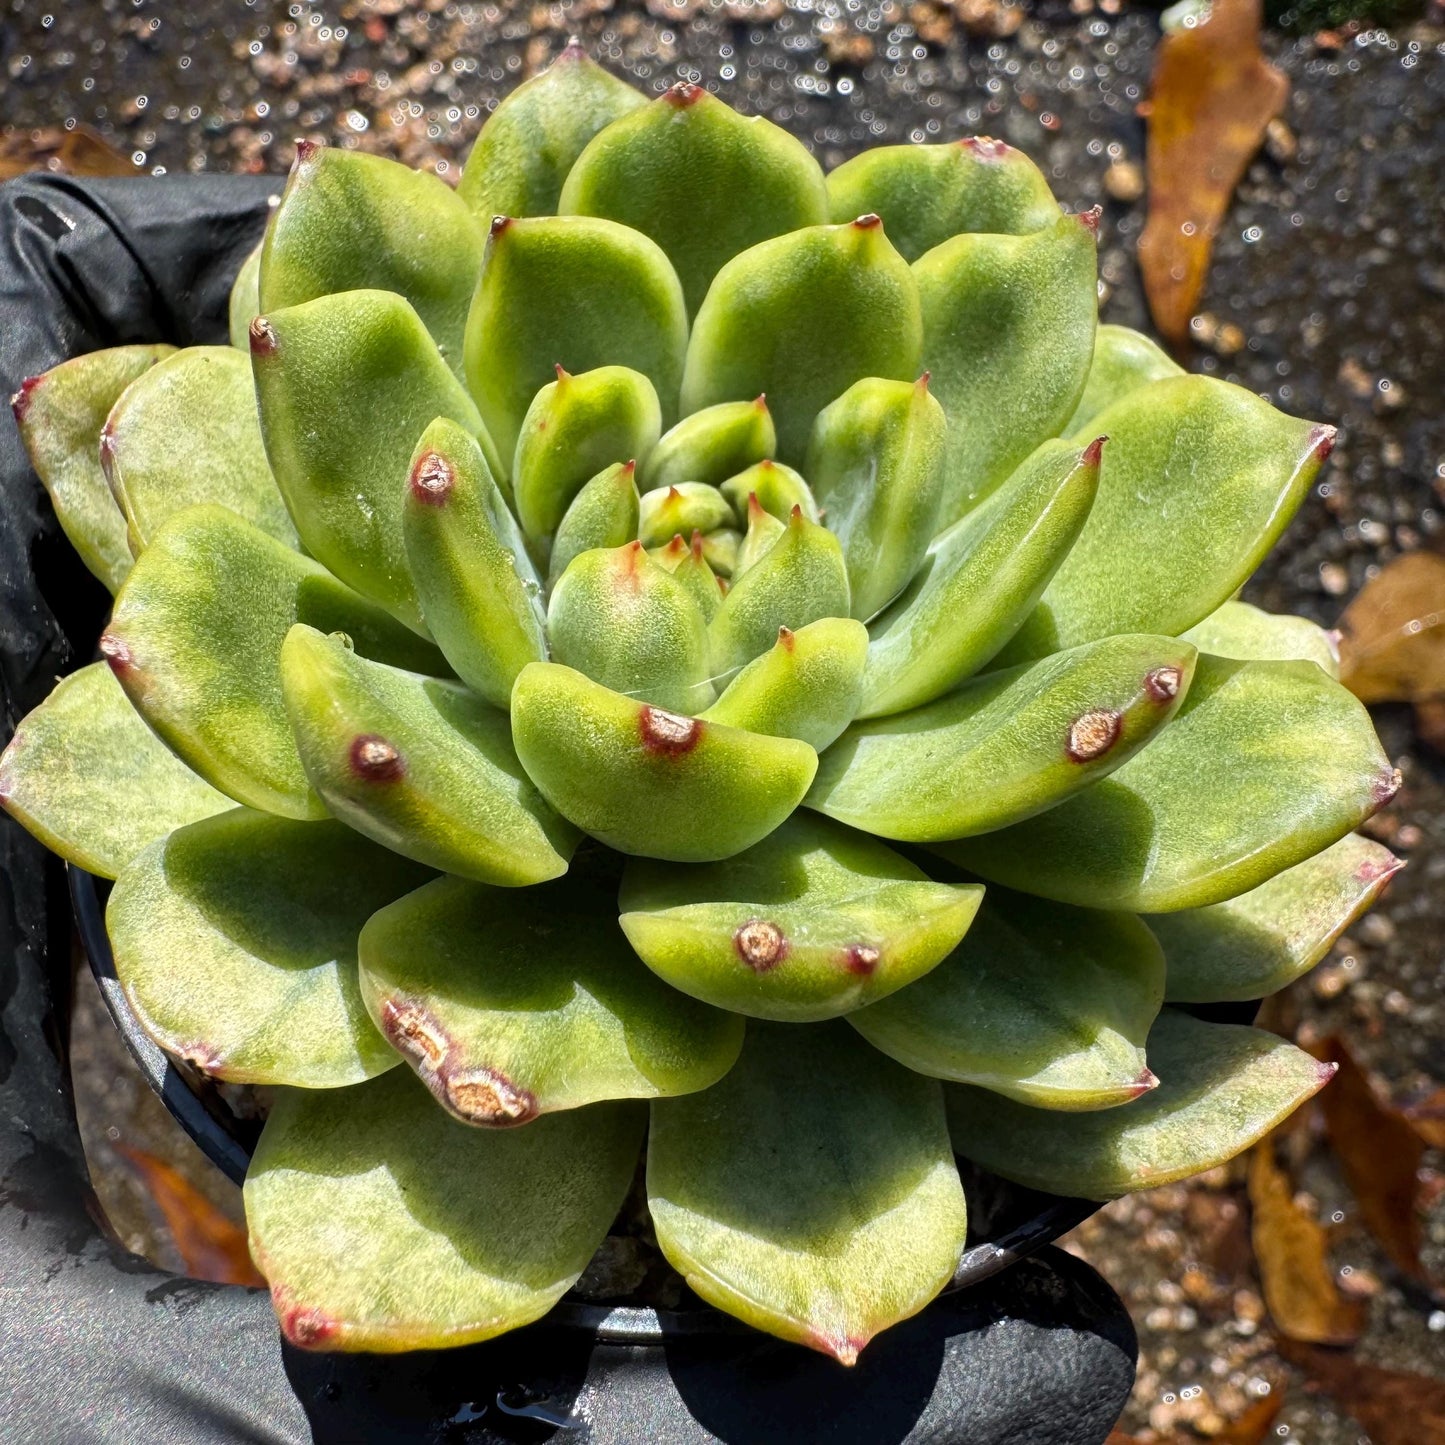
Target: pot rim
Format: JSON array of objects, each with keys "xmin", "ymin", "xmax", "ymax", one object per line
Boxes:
[{"xmin": 70, "ymin": 863, "xmax": 1099, "ymax": 1345}]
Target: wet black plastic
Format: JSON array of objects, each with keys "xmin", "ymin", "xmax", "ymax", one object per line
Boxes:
[{"xmin": 0, "ymin": 172, "xmax": 1137, "ymax": 1443}]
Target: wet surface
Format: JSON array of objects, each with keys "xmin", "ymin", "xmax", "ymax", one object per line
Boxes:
[{"xmin": 7, "ymin": 0, "xmax": 1445, "ymax": 1438}]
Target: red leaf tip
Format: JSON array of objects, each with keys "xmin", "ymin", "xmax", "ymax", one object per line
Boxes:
[
  {"xmin": 1081, "ymin": 435, "xmax": 1108, "ymax": 469},
  {"xmin": 852, "ymin": 212, "xmax": 883, "ymax": 230},
  {"xmin": 1130, "ymin": 1068, "xmax": 1160, "ymax": 1099},
  {"xmin": 1075, "ymin": 205, "xmax": 1103, "ymax": 237},
  {"xmin": 559, "ymin": 35, "xmax": 586, "ymax": 60},
  {"xmin": 274, "ymin": 1290, "xmax": 339, "ymax": 1350},
  {"xmin": 248, "ymin": 316, "xmax": 279, "ymax": 357},
  {"xmin": 960, "ymin": 135, "xmax": 1011, "ymax": 160},
  {"xmin": 98, "ymin": 632, "xmax": 133, "ymax": 675},
  {"xmin": 665, "ymin": 81, "xmax": 705, "ymax": 107},
  {"xmin": 489, "ymin": 214, "xmax": 513, "ymax": 239},
  {"xmin": 621, "ymin": 458, "xmax": 637, "ymax": 476},
  {"xmin": 10, "ymin": 374, "xmax": 42, "ymax": 423},
  {"xmin": 1309, "ymin": 424, "xmax": 1337, "ymax": 463},
  {"xmin": 293, "ymin": 137, "xmax": 324, "ymax": 167}
]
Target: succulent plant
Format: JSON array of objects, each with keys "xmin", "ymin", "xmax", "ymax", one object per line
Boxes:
[{"xmin": 2, "ymin": 46, "xmax": 1401, "ymax": 1364}]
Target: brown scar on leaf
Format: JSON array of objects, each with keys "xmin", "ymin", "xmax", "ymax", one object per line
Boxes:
[
  {"xmin": 1066, "ymin": 709, "xmax": 1122, "ymax": 763},
  {"xmin": 489, "ymin": 214, "xmax": 513, "ymax": 239},
  {"xmin": 379, "ymin": 998, "xmax": 449, "ymax": 1069},
  {"xmin": 960, "ymin": 136, "xmax": 1010, "ymax": 160},
  {"xmin": 1372, "ymin": 767, "xmax": 1403, "ymax": 810},
  {"xmin": 98, "ymin": 632, "xmax": 134, "ymax": 675},
  {"xmin": 444, "ymin": 1066, "xmax": 539, "ymax": 1128},
  {"xmin": 273, "ymin": 1287, "xmax": 339, "ymax": 1350},
  {"xmin": 639, "ymin": 705, "xmax": 702, "ymax": 757},
  {"xmin": 1074, "ymin": 205, "xmax": 1103, "ymax": 238},
  {"xmin": 176, "ymin": 1041, "xmax": 224, "ymax": 1074},
  {"xmin": 349, "ymin": 734, "xmax": 406, "ymax": 783},
  {"xmin": 665, "ymin": 81, "xmax": 705, "ymax": 107},
  {"xmin": 248, "ymin": 317, "xmax": 279, "ymax": 357},
  {"xmin": 1144, "ymin": 665, "xmax": 1183, "ymax": 702},
  {"xmin": 409, "ymin": 450, "xmax": 454, "ymax": 505},
  {"xmin": 852, "ymin": 213, "xmax": 882, "ymax": 230},
  {"xmin": 1308, "ymin": 424, "xmax": 1337, "ymax": 463},
  {"xmin": 734, "ymin": 919, "xmax": 788, "ymax": 972},
  {"xmin": 843, "ymin": 944, "xmax": 880, "ymax": 976},
  {"xmin": 777, "ymin": 626, "xmax": 796, "ymax": 653}
]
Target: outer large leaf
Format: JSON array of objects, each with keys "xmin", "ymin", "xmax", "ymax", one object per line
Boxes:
[
  {"xmin": 804, "ymin": 375, "xmax": 946, "ymax": 622},
  {"xmin": 858, "ymin": 437, "xmax": 1100, "ymax": 718},
  {"xmin": 680, "ymin": 217, "xmax": 923, "ymax": 465},
  {"xmin": 811, "ymin": 634, "xmax": 1195, "ymax": 843},
  {"xmin": 648, "ymin": 1021, "xmax": 968, "ymax": 1363},
  {"xmin": 280, "ymin": 626, "xmax": 576, "ymax": 885},
  {"xmin": 246, "ymin": 1069, "xmax": 644, "ymax": 1351},
  {"xmin": 946, "ymin": 1008, "xmax": 1336, "ymax": 1199},
  {"xmin": 260, "ymin": 143, "xmax": 483, "ymax": 379},
  {"xmin": 1062, "ymin": 323, "xmax": 1183, "ymax": 437},
  {"xmin": 253, "ymin": 288, "xmax": 493, "ymax": 633},
  {"xmin": 463, "ymin": 215, "xmax": 688, "ymax": 468},
  {"xmin": 1004, "ymin": 377, "xmax": 1333, "ymax": 657},
  {"xmin": 620, "ymin": 813, "xmax": 981, "ymax": 1022},
  {"xmin": 402, "ymin": 418, "xmax": 546, "ymax": 710},
  {"xmin": 938, "ymin": 655, "xmax": 1396, "ymax": 911},
  {"xmin": 559, "ymin": 84, "xmax": 829, "ymax": 316},
  {"xmin": 11, "ymin": 344, "xmax": 171, "ymax": 590},
  {"xmin": 701, "ymin": 617, "xmax": 868, "ymax": 753},
  {"xmin": 825, "ymin": 138, "xmax": 1060, "ymax": 263},
  {"xmin": 0, "ymin": 663, "xmax": 229, "ymax": 879},
  {"xmin": 103, "ymin": 346, "xmax": 296, "ymax": 552},
  {"xmin": 457, "ymin": 42, "xmax": 646, "ymax": 221},
  {"xmin": 104, "ymin": 505, "xmax": 442, "ymax": 820},
  {"xmin": 510, "ymin": 662, "xmax": 817, "ymax": 862},
  {"xmin": 547, "ymin": 542, "xmax": 714, "ymax": 715},
  {"xmin": 916, "ymin": 212, "xmax": 1098, "ymax": 524},
  {"xmin": 107, "ymin": 810, "xmax": 429, "ymax": 1086},
  {"xmin": 1182, "ymin": 599, "xmax": 1340, "ymax": 678},
  {"xmin": 852, "ymin": 891, "xmax": 1164, "ymax": 1110},
  {"xmin": 358, "ymin": 875, "xmax": 742, "ymax": 1125},
  {"xmin": 1152, "ymin": 833, "xmax": 1402, "ymax": 1003}
]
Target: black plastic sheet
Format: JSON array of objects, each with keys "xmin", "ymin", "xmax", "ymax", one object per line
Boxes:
[{"xmin": 0, "ymin": 172, "xmax": 1138, "ymax": 1444}]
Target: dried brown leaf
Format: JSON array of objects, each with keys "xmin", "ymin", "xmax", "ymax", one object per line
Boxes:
[
  {"xmin": 1247, "ymin": 1137, "xmax": 1365, "ymax": 1345},
  {"xmin": 1336, "ymin": 550, "xmax": 1445, "ymax": 705},
  {"xmin": 1137, "ymin": 0, "xmax": 1290, "ymax": 344},
  {"xmin": 115, "ymin": 1143, "xmax": 263, "ymax": 1287},
  {"xmin": 1312, "ymin": 1036, "xmax": 1439, "ymax": 1294},
  {"xmin": 1278, "ymin": 1341, "xmax": 1445, "ymax": 1445},
  {"xmin": 0, "ymin": 125, "xmax": 143, "ymax": 181}
]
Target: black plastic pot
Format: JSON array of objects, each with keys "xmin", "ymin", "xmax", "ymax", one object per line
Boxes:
[{"xmin": 0, "ymin": 172, "xmax": 1139, "ymax": 1444}]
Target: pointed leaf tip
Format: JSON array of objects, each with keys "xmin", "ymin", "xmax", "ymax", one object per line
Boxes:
[
  {"xmin": 1310, "ymin": 424, "xmax": 1337, "ymax": 462},
  {"xmin": 1131, "ymin": 1068, "xmax": 1161, "ymax": 1098},
  {"xmin": 665, "ymin": 80, "xmax": 705, "ymax": 106},
  {"xmin": 1081, "ymin": 434, "xmax": 1108, "ymax": 467},
  {"xmin": 293, "ymin": 137, "xmax": 324, "ymax": 167},
  {"xmin": 1374, "ymin": 765, "xmax": 1403, "ymax": 809},
  {"xmin": 489, "ymin": 214, "xmax": 513, "ymax": 238},
  {"xmin": 1075, "ymin": 205, "xmax": 1103, "ymax": 237},
  {"xmin": 98, "ymin": 631, "xmax": 133, "ymax": 673},
  {"xmin": 852, "ymin": 212, "xmax": 883, "ymax": 229},
  {"xmin": 248, "ymin": 316, "xmax": 278, "ymax": 356},
  {"xmin": 960, "ymin": 135, "xmax": 1011, "ymax": 159},
  {"xmin": 10, "ymin": 374, "xmax": 41, "ymax": 422}
]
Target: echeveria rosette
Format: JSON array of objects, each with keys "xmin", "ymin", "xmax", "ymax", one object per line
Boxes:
[{"xmin": 1, "ymin": 49, "xmax": 1399, "ymax": 1365}]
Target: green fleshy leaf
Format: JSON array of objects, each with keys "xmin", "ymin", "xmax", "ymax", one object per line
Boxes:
[
  {"xmin": 730, "ymin": 493, "xmax": 787, "ymax": 579},
  {"xmin": 707, "ymin": 509, "xmax": 850, "ymax": 678},
  {"xmin": 228, "ymin": 241, "xmax": 263, "ymax": 350},
  {"xmin": 260, "ymin": 144, "xmax": 483, "ymax": 377},
  {"xmin": 402, "ymin": 418, "xmax": 546, "ymax": 710},
  {"xmin": 105, "ymin": 505, "xmax": 443, "ymax": 820},
  {"xmin": 916, "ymin": 212, "xmax": 1098, "ymax": 524},
  {"xmin": 246, "ymin": 1069, "xmax": 644, "ymax": 1351},
  {"xmin": 620, "ymin": 813, "xmax": 981, "ymax": 1022},
  {"xmin": 1004, "ymin": 377, "xmax": 1333, "ymax": 658},
  {"xmin": 718, "ymin": 458, "xmax": 818, "ymax": 526},
  {"xmin": 559, "ymin": 84, "xmax": 829, "ymax": 316},
  {"xmin": 513, "ymin": 365, "xmax": 661, "ymax": 545},
  {"xmin": 681, "ymin": 217, "xmax": 923, "ymax": 465},
  {"xmin": 280, "ymin": 625, "xmax": 577, "ymax": 884},
  {"xmin": 805, "ymin": 374, "xmax": 946, "ymax": 622},
  {"xmin": 664, "ymin": 533, "xmax": 726, "ymax": 621},
  {"xmin": 825, "ymin": 138, "xmax": 1060, "ymax": 263},
  {"xmin": 107, "ymin": 809, "xmax": 430, "ymax": 1086},
  {"xmin": 547, "ymin": 542, "xmax": 714, "ymax": 714},
  {"xmin": 946, "ymin": 1008, "xmax": 1337, "ymax": 1199},
  {"xmin": 699, "ymin": 527, "xmax": 740, "ymax": 578},
  {"xmin": 510, "ymin": 662, "xmax": 817, "ymax": 862},
  {"xmin": 1152, "ymin": 834, "xmax": 1402, "ymax": 1003},
  {"xmin": 852, "ymin": 891, "xmax": 1164, "ymax": 1110},
  {"xmin": 1062, "ymin": 323, "xmax": 1183, "ymax": 438},
  {"xmin": 937, "ymin": 654, "xmax": 1396, "ymax": 911},
  {"xmin": 103, "ymin": 346, "xmax": 297, "ymax": 552},
  {"xmin": 1182, "ymin": 599, "xmax": 1341, "ymax": 679},
  {"xmin": 639, "ymin": 397, "xmax": 775, "ymax": 494},
  {"xmin": 0, "ymin": 663, "xmax": 229, "ymax": 879},
  {"xmin": 637, "ymin": 482, "xmax": 735, "ymax": 550},
  {"xmin": 11, "ymin": 345, "xmax": 171, "ymax": 591},
  {"xmin": 358, "ymin": 875, "xmax": 743, "ymax": 1125},
  {"xmin": 463, "ymin": 215, "xmax": 688, "ymax": 469},
  {"xmin": 648, "ymin": 1021, "xmax": 968, "ymax": 1362},
  {"xmin": 548, "ymin": 461, "xmax": 641, "ymax": 588},
  {"xmin": 458, "ymin": 42, "xmax": 646, "ymax": 222},
  {"xmin": 858, "ymin": 437, "xmax": 1100, "ymax": 719},
  {"xmin": 253, "ymin": 288, "xmax": 493, "ymax": 634},
  {"xmin": 701, "ymin": 617, "xmax": 868, "ymax": 752},
  {"xmin": 811, "ymin": 633, "xmax": 1195, "ymax": 843}
]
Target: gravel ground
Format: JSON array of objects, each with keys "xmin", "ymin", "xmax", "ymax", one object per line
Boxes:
[{"xmin": 14, "ymin": 0, "xmax": 1445, "ymax": 1439}]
